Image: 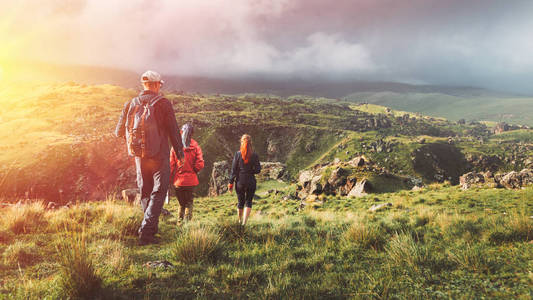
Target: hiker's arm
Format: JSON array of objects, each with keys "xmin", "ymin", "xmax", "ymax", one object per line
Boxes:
[
  {"xmin": 253, "ymin": 154, "xmax": 261, "ymax": 174},
  {"xmin": 114, "ymin": 101, "xmax": 130, "ymax": 138},
  {"xmin": 161, "ymin": 99, "xmax": 184, "ymax": 159},
  {"xmin": 170, "ymin": 149, "xmax": 177, "ymax": 173},
  {"xmin": 193, "ymin": 146, "xmax": 205, "ymax": 173},
  {"xmin": 229, "ymin": 152, "xmax": 239, "ymax": 184},
  {"xmin": 169, "ymin": 149, "xmax": 178, "ymax": 182}
]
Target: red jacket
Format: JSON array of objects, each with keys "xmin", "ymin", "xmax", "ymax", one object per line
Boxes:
[{"xmin": 170, "ymin": 138, "xmax": 204, "ymax": 187}]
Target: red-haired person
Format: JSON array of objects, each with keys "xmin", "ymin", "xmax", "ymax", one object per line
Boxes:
[
  {"xmin": 170, "ymin": 123, "xmax": 204, "ymax": 222},
  {"xmin": 228, "ymin": 134, "xmax": 261, "ymax": 225}
]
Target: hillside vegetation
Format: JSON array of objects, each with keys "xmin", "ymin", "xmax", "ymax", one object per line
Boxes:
[
  {"xmin": 344, "ymin": 91, "xmax": 533, "ymax": 126},
  {"xmin": 1, "ymin": 82, "xmax": 533, "ymax": 201},
  {"xmin": 0, "ymin": 81, "xmax": 532, "ymax": 299}
]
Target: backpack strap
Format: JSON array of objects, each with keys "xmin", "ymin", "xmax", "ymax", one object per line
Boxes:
[{"xmin": 149, "ymin": 95, "xmax": 164, "ymax": 106}]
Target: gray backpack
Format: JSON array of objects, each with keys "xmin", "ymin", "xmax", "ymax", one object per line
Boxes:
[{"xmin": 125, "ymin": 95, "xmax": 164, "ymax": 158}]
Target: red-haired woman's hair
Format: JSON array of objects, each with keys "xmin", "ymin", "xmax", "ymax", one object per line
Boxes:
[{"xmin": 240, "ymin": 134, "xmax": 253, "ymax": 164}]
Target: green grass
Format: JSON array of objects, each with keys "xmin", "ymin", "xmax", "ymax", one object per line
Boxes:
[{"xmin": 0, "ymin": 183, "xmax": 531, "ymax": 299}]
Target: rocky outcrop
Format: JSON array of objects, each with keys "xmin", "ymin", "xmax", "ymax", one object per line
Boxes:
[
  {"xmin": 296, "ymin": 156, "xmax": 404, "ymax": 200},
  {"xmin": 460, "ymin": 169, "xmax": 533, "ymax": 190},
  {"xmin": 209, "ymin": 161, "xmax": 230, "ymax": 196},
  {"xmin": 258, "ymin": 162, "xmax": 288, "ymax": 181},
  {"xmin": 459, "ymin": 172, "xmax": 485, "ymax": 190}
]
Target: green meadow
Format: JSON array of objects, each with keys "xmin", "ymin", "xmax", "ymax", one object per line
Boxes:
[{"xmin": 1, "ymin": 180, "xmax": 531, "ymax": 299}]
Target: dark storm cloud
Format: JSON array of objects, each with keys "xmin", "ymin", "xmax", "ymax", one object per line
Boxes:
[{"xmin": 3, "ymin": 0, "xmax": 533, "ymax": 93}]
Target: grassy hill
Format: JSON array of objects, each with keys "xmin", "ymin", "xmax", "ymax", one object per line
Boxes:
[
  {"xmin": 344, "ymin": 91, "xmax": 533, "ymax": 126},
  {"xmin": 0, "ymin": 181, "xmax": 531, "ymax": 298},
  {"xmin": 0, "ymin": 81, "xmax": 532, "ymax": 299},
  {"xmin": 1, "ymin": 81, "xmax": 533, "ymax": 201}
]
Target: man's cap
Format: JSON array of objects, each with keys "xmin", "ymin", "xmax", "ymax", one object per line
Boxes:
[{"xmin": 141, "ymin": 70, "xmax": 164, "ymax": 84}]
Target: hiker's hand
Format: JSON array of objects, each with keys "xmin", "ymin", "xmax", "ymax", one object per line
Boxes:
[{"xmin": 228, "ymin": 184, "xmax": 233, "ymax": 193}]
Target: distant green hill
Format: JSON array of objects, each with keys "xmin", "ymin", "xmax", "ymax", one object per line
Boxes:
[{"xmin": 344, "ymin": 91, "xmax": 533, "ymax": 126}]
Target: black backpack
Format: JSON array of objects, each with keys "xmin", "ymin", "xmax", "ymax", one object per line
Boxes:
[{"xmin": 125, "ymin": 95, "xmax": 164, "ymax": 158}]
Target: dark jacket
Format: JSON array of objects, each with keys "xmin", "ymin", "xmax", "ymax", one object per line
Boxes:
[
  {"xmin": 115, "ymin": 90, "xmax": 183, "ymax": 159},
  {"xmin": 170, "ymin": 138, "xmax": 204, "ymax": 187},
  {"xmin": 229, "ymin": 151, "xmax": 261, "ymax": 186}
]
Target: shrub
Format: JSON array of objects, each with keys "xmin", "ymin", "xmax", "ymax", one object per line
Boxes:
[
  {"xmin": 2, "ymin": 240, "xmax": 40, "ymax": 267},
  {"xmin": 343, "ymin": 221, "xmax": 386, "ymax": 250},
  {"xmin": 56, "ymin": 229, "xmax": 101, "ymax": 299},
  {"xmin": 172, "ymin": 225, "xmax": 224, "ymax": 264}
]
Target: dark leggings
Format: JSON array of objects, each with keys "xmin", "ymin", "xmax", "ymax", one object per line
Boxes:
[
  {"xmin": 175, "ymin": 186, "xmax": 194, "ymax": 207},
  {"xmin": 236, "ymin": 182, "xmax": 256, "ymax": 209}
]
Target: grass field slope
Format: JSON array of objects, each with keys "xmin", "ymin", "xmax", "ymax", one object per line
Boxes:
[{"xmin": 0, "ymin": 181, "xmax": 531, "ymax": 299}]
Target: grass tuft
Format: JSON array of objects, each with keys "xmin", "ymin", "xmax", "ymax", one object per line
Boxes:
[
  {"xmin": 2, "ymin": 202, "xmax": 47, "ymax": 234},
  {"xmin": 343, "ymin": 220, "xmax": 386, "ymax": 250},
  {"xmin": 386, "ymin": 232, "xmax": 431, "ymax": 272},
  {"xmin": 172, "ymin": 224, "xmax": 225, "ymax": 264},
  {"xmin": 2, "ymin": 240, "xmax": 40, "ymax": 267},
  {"xmin": 56, "ymin": 228, "xmax": 101, "ymax": 299}
]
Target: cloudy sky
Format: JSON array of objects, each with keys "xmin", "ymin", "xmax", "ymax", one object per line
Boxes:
[{"xmin": 2, "ymin": 0, "xmax": 533, "ymax": 93}]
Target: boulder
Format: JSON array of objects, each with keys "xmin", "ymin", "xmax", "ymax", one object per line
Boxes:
[
  {"xmin": 259, "ymin": 162, "xmax": 288, "ymax": 181},
  {"xmin": 459, "ymin": 172, "xmax": 485, "ymax": 190},
  {"xmin": 348, "ymin": 156, "xmax": 366, "ymax": 167},
  {"xmin": 309, "ymin": 175, "xmax": 323, "ymax": 195},
  {"xmin": 298, "ymin": 170, "xmax": 314, "ymax": 187},
  {"xmin": 328, "ymin": 167, "xmax": 348, "ymax": 187},
  {"xmin": 519, "ymin": 169, "xmax": 533, "ymax": 186},
  {"xmin": 348, "ymin": 179, "xmax": 371, "ymax": 197},
  {"xmin": 500, "ymin": 171, "xmax": 521, "ymax": 189},
  {"xmin": 209, "ymin": 161, "xmax": 230, "ymax": 196}
]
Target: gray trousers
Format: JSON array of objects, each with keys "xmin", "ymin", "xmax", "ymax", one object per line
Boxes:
[{"xmin": 135, "ymin": 154, "xmax": 170, "ymax": 239}]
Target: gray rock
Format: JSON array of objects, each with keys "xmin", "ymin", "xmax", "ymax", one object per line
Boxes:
[
  {"xmin": 144, "ymin": 260, "xmax": 174, "ymax": 269},
  {"xmin": 209, "ymin": 161, "xmax": 230, "ymax": 196},
  {"xmin": 298, "ymin": 170, "xmax": 314, "ymax": 186},
  {"xmin": 500, "ymin": 171, "xmax": 521, "ymax": 189},
  {"xmin": 348, "ymin": 179, "xmax": 371, "ymax": 198},
  {"xmin": 348, "ymin": 156, "xmax": 366, "ymax": 167},
  {"xmin": 260, "ymin": 162, "xmax": 288, "ymax": 180},
  {"xmin": 459, "ymin": 172, "xmax": 485, "ymax": 190},
  {"xmin": 368, "ymin": 202, "xmax": 392, "ymax": 212},
  {"xmin": 309, "ymin": 175, "xmax": 323, "ymax": 195}
]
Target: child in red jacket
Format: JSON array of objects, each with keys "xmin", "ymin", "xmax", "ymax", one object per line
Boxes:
[{"xmin": 170, "ymin": 123, "xmax": 204, "ymax": 222}]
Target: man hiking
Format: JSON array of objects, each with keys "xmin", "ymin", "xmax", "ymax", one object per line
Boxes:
[{"xmin": 115, "ymin": 70, "xmax": 184, "ymax": 245}]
